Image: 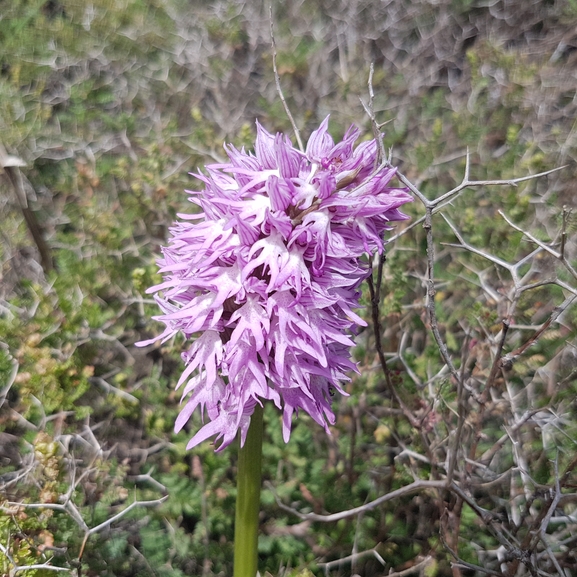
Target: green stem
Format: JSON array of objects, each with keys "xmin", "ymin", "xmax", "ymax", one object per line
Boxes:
[{"xmin": 233, "ymin": 404, "xmax": 263, "ymax": 577}]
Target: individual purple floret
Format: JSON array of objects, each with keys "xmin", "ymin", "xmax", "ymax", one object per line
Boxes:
[{"xmin": 137, "ymin": 117, "xmax": 412, "ymax": 451}]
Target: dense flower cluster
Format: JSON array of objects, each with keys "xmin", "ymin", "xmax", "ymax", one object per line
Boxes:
[{"xmin": 138, "ymin": 118, "xmax": 412, "ymax": 451}]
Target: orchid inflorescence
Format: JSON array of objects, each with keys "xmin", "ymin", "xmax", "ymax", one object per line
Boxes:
[{"xmin": 138, "ymin": 117, "xmax": 412, "ymax": 451}]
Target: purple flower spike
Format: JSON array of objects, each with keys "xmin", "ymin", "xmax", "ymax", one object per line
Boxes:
[{"xmin": 137, "ymin": 117, "xmax": 412, "ymax": 451}]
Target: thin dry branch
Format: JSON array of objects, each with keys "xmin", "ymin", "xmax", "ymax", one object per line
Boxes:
[
  {"xmin": 267, "ymin": 479, "xmax": 447, "ymax": 523},
  {"xmin": 422, "ymin": 205, "xmax": 460, "ymax": 381},
  {"xmin": 499, "ymin": 209, "xmax": 577, "ymax": 282},
  {"xmin": 501, "ymin": 294, "xmax": 576, "ymax": 368},
  {"xmin": 1, "ymin": 142, "xmax": 53, "ymax": 273},
  {"xmin": 389, "ymin": 163, "xmax": 564, "ymax": 243},
  {"xmin": 269, "ymin": 7, "xmax": 303, "ymax": 152},
  {"xmin": 89, "ymin": 376, "xmax": 139, "ymax": 404},
  {"xmin": 0, "ymin": 541, "xmax": 72, "ymax": 576},
  {"xmin": 317, "ymin": 546, "xmax": 385, "ymax": 574},
  {"xmin": 77, "ymin": 495, "xmax": 168, "ymax": 560},
  {"xmin": 366, "ymin": 273, "xmax": 421, "ymax": 428},
  {"xmin": 359, "ymin": 63, "xmax": 388, "ymax": 166}
]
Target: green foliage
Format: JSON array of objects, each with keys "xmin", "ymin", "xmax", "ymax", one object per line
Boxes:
[
  {"xmin": 0, "ymin": 510, "xmax": 56, "ymax": 577},
  {"xmin": 1, "ymin": 0, "xmax": 576, "ymax": 576}
]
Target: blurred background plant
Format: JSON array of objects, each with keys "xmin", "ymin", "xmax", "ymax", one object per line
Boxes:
[{"xmin": 1, "ymin": 0, "xmax": 576, "ymax": 575}]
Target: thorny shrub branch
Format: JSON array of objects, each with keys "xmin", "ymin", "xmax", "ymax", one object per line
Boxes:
[
  {"xmin": 272, "ymin": 67, "xmax": 577, "ymax": 576},
  {"xmin": 1, "ymin": 425, "xmax": 167, "ymax": 575}
]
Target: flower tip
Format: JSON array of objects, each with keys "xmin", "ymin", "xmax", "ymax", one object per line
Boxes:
[{"xmin": 134, "ymin": 336, "xmax": 160, "ymax": 348}]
